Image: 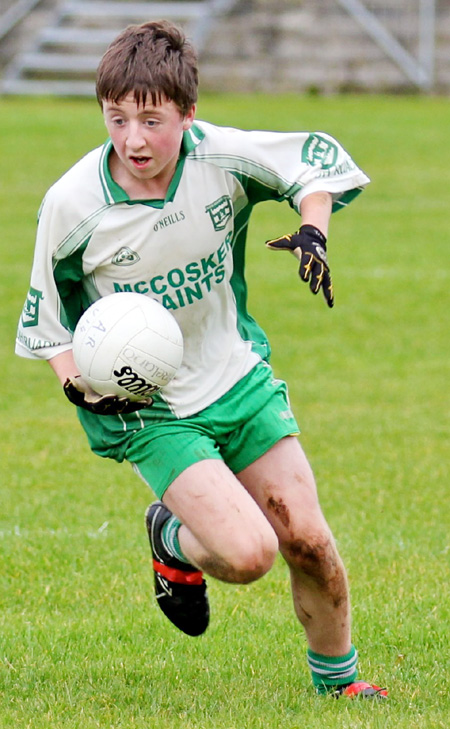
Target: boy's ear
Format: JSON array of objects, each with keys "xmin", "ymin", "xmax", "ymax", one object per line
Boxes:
[{"xmin": 182, "ymin": 104, "xmax": 196, "ymax": 130}]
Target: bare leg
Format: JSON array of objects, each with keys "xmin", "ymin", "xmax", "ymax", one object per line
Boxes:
[
  {"xmin": 162, "ymin": 439, "xmax": 351, "ymax": 655},
  {"xmin": 237, "ymin": 437, "xmax": 351, "ymax": 656},
  {"xmin": 163, "ymin": 459, "xmax": 279, "ymax": 584}
]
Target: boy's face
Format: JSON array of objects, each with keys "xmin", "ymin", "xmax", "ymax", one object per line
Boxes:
[{"xmin": 102, "ymin": 93, "xmax": 195, "ymax": 195}]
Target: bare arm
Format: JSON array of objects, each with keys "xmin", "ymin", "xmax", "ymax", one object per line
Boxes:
[
  {"xmin": 299, "ymin": 191, "xmax": 333, "ymax": 236},
  {"xmin": 48, "ymin": 349, "xmax": 80, "ymax": 386}
]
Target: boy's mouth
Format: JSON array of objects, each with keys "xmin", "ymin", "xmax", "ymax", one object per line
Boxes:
[{"xmin": 130, "ymin": 156, "xmax": 151, "ymax": 168}]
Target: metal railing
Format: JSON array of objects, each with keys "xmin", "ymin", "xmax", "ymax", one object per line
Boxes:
[
  {"xmin": 335, "ymin": 0, "xmax": 435, "ymax": 89},
  {"xmin": 0, "ymin": 0, "xmax": 43, "ymax": 42}
]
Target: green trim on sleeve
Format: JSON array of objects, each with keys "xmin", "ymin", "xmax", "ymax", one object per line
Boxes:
[{"xmin": 332, "ymin": 187, "xmax": 364, "ymax": 212}]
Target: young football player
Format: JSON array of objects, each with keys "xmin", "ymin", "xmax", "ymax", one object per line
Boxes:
[{"xmin": 16, "ymin": 20, "xmax": 387, "ymax": 698}]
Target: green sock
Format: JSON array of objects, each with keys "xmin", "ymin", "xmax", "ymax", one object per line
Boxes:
[
  {"xmin": 161, "ymin": 515, "xmax": 191, "ymax": 564},
  {"xmin": 307, "ymin": 645, "xmax": 358, "ymax": 694}
]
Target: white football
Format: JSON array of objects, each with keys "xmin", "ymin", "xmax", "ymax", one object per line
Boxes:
[{"xmin": 72, "ymin": 292, "xmax": 183, "ymax": 400}]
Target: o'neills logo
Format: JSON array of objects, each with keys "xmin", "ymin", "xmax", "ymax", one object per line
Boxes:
[{"xmin": 113, "ymin": 366, "xmax": 159, "ymax": 397}]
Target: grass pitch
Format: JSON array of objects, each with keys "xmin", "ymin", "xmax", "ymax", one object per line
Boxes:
[{"xmin": 0, "ymin": 94, "xmax": 449, "ymax": 728}]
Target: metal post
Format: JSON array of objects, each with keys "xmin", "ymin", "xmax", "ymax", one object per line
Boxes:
[{"xmin": 419, "ymin": 0, "xmax": 435, "ymax": 88}]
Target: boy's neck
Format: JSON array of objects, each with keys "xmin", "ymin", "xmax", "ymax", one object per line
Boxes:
[{"xmin": 108, "ymin": 148, "xmax": 174, "ymax": 201}]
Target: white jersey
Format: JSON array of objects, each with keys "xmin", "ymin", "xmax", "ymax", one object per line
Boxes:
[{"xmin": 16, "ymin": 120, "xmax": 369, "ymax": 424}]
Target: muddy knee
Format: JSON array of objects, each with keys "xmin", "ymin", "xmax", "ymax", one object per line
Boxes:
[
  {"xmin": 283, "ymin": 530, "xmax": 343, "ymax": 586},
  {"xmin": 204, "ymin": 527, "xmax": 278, "ymax": 584}
]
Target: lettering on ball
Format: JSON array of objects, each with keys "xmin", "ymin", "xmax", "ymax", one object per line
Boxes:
[
  {"xmin": 122, "ymin": 346, "xmax": 171, "ymax": 381},
  {"xmin": 113, "ymin": 366, "xmax": 159, "ymax": 397}
]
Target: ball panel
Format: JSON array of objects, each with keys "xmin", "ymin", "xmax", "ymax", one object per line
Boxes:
[
  {"xmin": 86, "ymin": 313, "xmax": 147, "ymax": 380},
  {"xmin": 72, "ymin": 297, "xmax": 142, "ymax": 374},
  {"xmin": 141, "ymin": 301, "xmax": 184, "ymax": 344},
  {"xmin": 127, "ymin": 328, "xmax": 184, "ymax": 370}
]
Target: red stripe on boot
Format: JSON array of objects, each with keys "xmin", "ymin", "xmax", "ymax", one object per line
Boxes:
[
  {"xmin": 153, "ymin": 559, "xmax": 204, "ymax": 585},
  {"xmin": 342, "ymin": 681, "xmax": 388, "ymax": 698}
]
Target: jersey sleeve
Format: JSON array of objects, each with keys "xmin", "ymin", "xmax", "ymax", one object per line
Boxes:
[
  {"xmin": 16, "ymin": 189, "xmax": 75, "ymax": 361},
  {"xmin": 290, "ymin": 130, "xmax": 370, "ymax": 212},
  {"xmin": 192, "ymin": 122, "xmax": 370, "ymax": 213}
]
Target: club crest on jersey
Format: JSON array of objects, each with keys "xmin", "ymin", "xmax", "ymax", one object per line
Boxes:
[
  {"xmin": 205, "ymin": 195, "xmax": 232, "ymax": 231},
  {"xmin": 111, "ymin": 247, "xmax": 140, "ymax": 266},
  {"xmin": 302, "ymin": 134, "xmax": 338, "ymax": 170},
  {"xmin": 22, "ymin": 286, "xmax": 44, "ymax": 327}
]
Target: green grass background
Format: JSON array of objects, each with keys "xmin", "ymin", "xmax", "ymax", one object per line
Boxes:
[{"xmin": 0, "ymin": 94, "xmax": 449, "ymax": 728}]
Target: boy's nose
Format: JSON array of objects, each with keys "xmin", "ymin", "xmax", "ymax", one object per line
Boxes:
[{"xmin": 126, "ymin": 123, "xmax": 146, "ymax": 150}]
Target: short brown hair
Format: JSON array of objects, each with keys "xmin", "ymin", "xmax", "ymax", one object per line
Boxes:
[{"xmin": 96, "ymin": 20, "xmax": 198, "ymax": 115}]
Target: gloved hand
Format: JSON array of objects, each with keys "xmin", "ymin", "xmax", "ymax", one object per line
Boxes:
[
  {"xmin": 265, "ymin": 224, "xmax": 334, "ymax": 308},
  {"xmin": 63, "ymin": 375, "xmax": 153, "ymax": 415}
]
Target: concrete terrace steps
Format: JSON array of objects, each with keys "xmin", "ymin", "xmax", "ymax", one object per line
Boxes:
[
  {"xmin": 38, "ymin": 26, "xmax": 124, "ymax": 48},
  {"xmin": 2, "ymin": 0, "xmax": 450, "ymax": 94},
  {"xmin": 58, "ymin": 0, "xmax": 204, "ymax": 23},
  {"xmin": 1, "ymin": 0, "xmax": 209, "ymax": 94}
]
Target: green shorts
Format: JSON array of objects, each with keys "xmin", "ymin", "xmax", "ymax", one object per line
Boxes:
[{"xmin": 126, "ymin": 362, "xmax": 300, "ymax": 499}]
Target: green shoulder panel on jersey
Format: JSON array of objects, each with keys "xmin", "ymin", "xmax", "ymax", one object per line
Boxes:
[
  {"xmin": 230, "ymin": 201, "xmax": 271, "ymax": 363},
  {"xmin": 53, "ymin": 206, "xmax": 109, "ymax": 332},
  {"xmin": 190, "ymin": 151, "xmax": 303, "ymax": 207},
  {"xmin": 53, "ymin": 241, "xmax": 93, "ymax": 333}
]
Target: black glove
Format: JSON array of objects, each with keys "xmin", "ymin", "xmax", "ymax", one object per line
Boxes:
[
  {"xmin": 63, "ymin": 375, "xmax": 153, "ymax": 415},
  {"xmin": 265, "ymin": 224, "xmax": 334, "ymax": 308}
]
